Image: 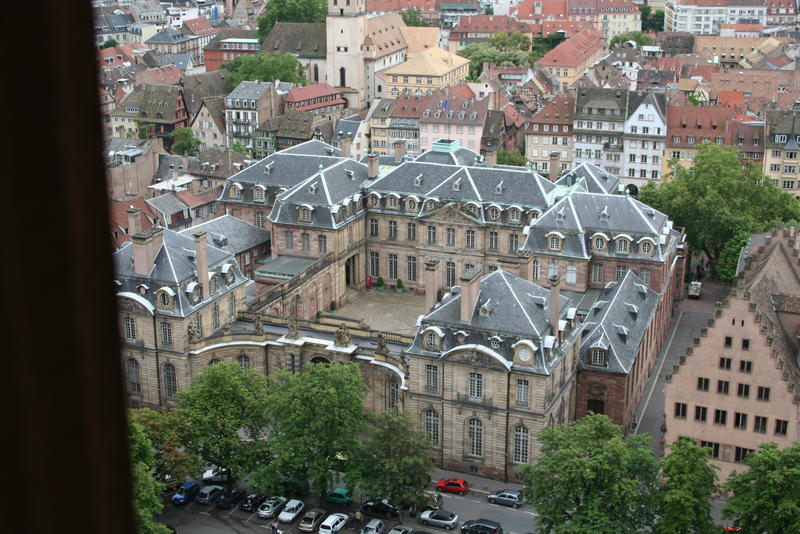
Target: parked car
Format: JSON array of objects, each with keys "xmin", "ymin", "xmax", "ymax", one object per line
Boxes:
[
  {"xmin": 299, "ymin": 507, "xmax": 327, "ymax": 532},
  {"xmin": 486, "ymin": 489, "xmax": 523, "ymax": 509},
  {"xmin": 279, "ymin": 499, "xmax": 306, "ymax": 523},
  {"xmin": 240, "ymin": 492, "xmax": 268, "ymax": 512},
  {"xmin": 361, "ymin": 518, "xmax": 386, "ymax": 534},
  {"xmin": 319, "ymin": 513, "xmax": 349, "ymax": 534},
  {"xmin": 419, "ymin": 509, "xmax": 458, "ymax": 530},
  {"xmin": 388, "ymin": 525, "xmax": 415, "ymax": 534},
  {"xmin": 196, "ymin": 485, "xmax": 224, "ymax": 505},
  {"xmin": 436, "ymin": 478, "xmax": 470, "ymax": 495},
  {"xmin": 217, "ymin": 488, "xmax": 246, "ymax": 509},
  {"xmin": 326, "ymin": 488, "xmax": 353, "ymax": 505},
  {"xmin": 171, "ymin": 481, "xmax": 200, "ymax": 505},
  {"xmin": 364, "ymin": 498, "xmax": 400, "ymax": 517},
  {"xmin": 461, "ymin": 519, "xmax": 503, "ymax": 534},
  {"xmin": 202, "ymin": 466, "xmax": 229, "ymax": 483},
  {"xmin": 258, "ymin": 496, "xmax": 288, "ymax": 519}
]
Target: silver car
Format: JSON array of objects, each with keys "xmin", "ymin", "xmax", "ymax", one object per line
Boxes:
[
  {"xmin": 419, "ymin": 509, "xmax": 459, "ymax": 530},
  {"xmin": 258, "ymin": 496, "xmax": 288, "ymax": 518},
  {"xmin": 486, "ymin": 489, "xmax": 523, "ymax": 509}
]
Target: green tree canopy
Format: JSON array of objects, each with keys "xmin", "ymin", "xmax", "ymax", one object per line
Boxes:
[
  {"xmin": 176, "ymin": 362, "xmax": 270, "ymax": 490},
  {"xmin": 129, "ymin": 419, "xmax": 171, "ymax": 534},
  {"xmin": 223, "ymin": 52, "xmax": 308, "ymax": 91},
  {"xmin": 169, "ymin": 127, "xmax": 202, "ymax": 156},
  {"xmin": 497, "ymin": 149, "xmax": 526, "ymax": 167},
  {"xmin": 488, "ymin": 31, "xmax": 531, "ymax": 52},
  {"xmin": 134, "ymin": 118, "xmax": 154, "ymax": 139},
  {"xmin": 355, "ymin": 410, "xmax": 435, "ymax": 508},
  {"xmin": 256, "ymin": 0, "xmax": 327, "ymax": 43},
  {"xmin": 723, "ymin": 442, "xmax": 800, "ymax": 533},
  {"xmin": 101, "ymin": 38, "xmax": 119, "ymax": 49},
  {"xmin": 457, "ymin": 43, "xmax": 531, "ymax": 80},
  {"xmin": 129, "ymin": 407, "xmax": 200, "ymax": 487},
  {"xmin": 715, "ymin": 230, "xmax": 750, "ymax": 284},
  {"xmin": 638, "ymin": 142, "xmax": 800, "ymax": 261},
  {"xmin": 230, "ymin": 140, "xmax": 249, "ymax": 156},
  {"xmin": 401, "ymin": 9, "xmax": 429, "ymax": 26},
  {"xmin": 640, "ymin": 6, "xmax": 665, "ymax": 32},
  {"xmin": 262, "ymin": 362, "xmax": 367, "ymax": 501},
  {"xmin": 609, "ymin": 31, "xmax": 655, "ymax": 50},
  {"xmin": 518, "ymin": 413, "xmax": 660, "ymax": 534},
  {"xmin": 656, "ymin": 436, "xmax": 719, "ymax": 534}
]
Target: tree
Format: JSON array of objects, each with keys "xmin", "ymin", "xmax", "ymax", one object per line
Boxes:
[
  {"xmin": 484, "ymin": 5, "xmax": 494, "ymax": 14},
  {"xmin": 639, "ymin": 6, "xmax": 665, "ymax": 32},
  {"xmin": 169, "ymin": 127, "xmax": 202, "ymax": 156},
  {"xmin": 458, "ymin": 43, "xmax": 531, "ymax": 80},
  {"xmin": 609, "ymin": 31, "xmax": 654, "ymax": 50},
  {"xmin": 488, "ymin": 31, "xmax": 531, "ymax": 52},
  {"xmin": 176, "ymin": 362, "xmax": 270, "ymax": 490},
  {"xmin": 401, "ymin": 9, "xmax": 429, "ymax": 27},
  {"xmin": 355, "ymin": 410, "xmax": 435, "ymax": 509},
  {"xmin": 638, "ymin": 142, "xmax": 800, "ymax": 261},
  {"xmin": 263, "ymin": 362, "xmax": 367, "ymax": 501},
  {"xmin": 134, "ymin": 118, "xmax": 154, "ymax": 139},
  {"xmin": 128, "ymin": 419, "xmax": 171, "ymax": 534},
  {"xmin": 497, "ymin": 149, "xmax": 526, "ymax": 167},
  {"xmin": 656, "ymin": 436, "xmax": 719, "ymax": 534},
  {"xmin": 723, "ymin": 442, "xmax": 800, "ymax": 533},
  {"xmin": 223, "ymin": 52, "xmax": 308, "ymax": 91},
  {"xmin": 230, "ymin": 140, "xmax": 249, "ymax": 156},
  {"xmin": 518, "ymin": 413, "xmax": 660, "ymax": 534},
  {"xmin": 715, "ymin": 230, "xmax": 750, "ymax": 284},
  {"xmin": 101, "ymin": 38, "xmax": 119, "ymax": 49},
  {"xmin": 256, "ymin": 0, "xmax": 327, "ymax": 43},
  {"xmin": 129, "ymin": 407, "xmax": 200, "ymax": 487}
]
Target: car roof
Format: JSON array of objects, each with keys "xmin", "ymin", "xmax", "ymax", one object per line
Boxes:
[{"xmin": 324, "ymin": 513, "xmax": 348, "ymax": 523}]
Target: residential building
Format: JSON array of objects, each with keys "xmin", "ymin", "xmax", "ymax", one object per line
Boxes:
[
  {"xmin": 180, "ymin": 17, "xmax": 218, "ymax": 64},
  {"xmin": 663, "ymin": 106, "xmax": 735, "ymax": 177},
  {"xmin": 380, "ymin": 47, "xmax": 470, "ymax": 98},
  {"xmin": 94, "ymin": 12, "xmax": 140, "ymax": 48},
  {"xmin": 733, "ymin": 121, "xmax": 764, "ymax": 171},
  {"xmin": 572, "ymin": 87, "xmax": 629, "ymax": 177},
  {"xmin": 369, "ymin": 99, "xmax": 397, "ymax": 155},
  {"xmin": 439, "ymin": 0, "xmax": 483, "ymax": 28},
  {"xmin": 180, "ymin": 214, "xmax": 270, "ymax": 279},
  {"xmin": 105, "ymin": 137, "xmax": 166, "ymax": 201},
  {"xmin": 388, "ymin": 95, "xmax": 430, "ymax": 157},
  {"xmin": 180, "ymin": 69, "xmax": 231, "ymax": 122},
  {"xmin": 419, "ymin": 93, "xmax": 489, "ymax": 152},
  {"xmin": 109, "ymin": 198, "xmax": 156, "ymax": 250},
  {"xmin": 203, "ymin": 29, "xmax": 260, "ymax": 72},
  {"xmin": 225, "ymin": 81, "xmax": 280, "ymax": 150},
  {"xmin": 565, "ymin": 0, "xmax": 597, "ymax": 25},
  {"xmin": 664, "ymin": 227, "xmax": 800, "ymax": 481},
  {"xmin": 665, "ymin": 0, "xmax": 768, "ymax": 35},
  {"xmin": 622, "ymin": 92, "xmax": 667, "ymax": 194},
  {"xmin": 763, "ymin": 108, "xmax": 800, "ymax": 198},
  {"xmin": 536, "ymin": 29, "xmax": 605, "ymax": 93},
  {"xmin": 331, "ymin": 114, "xmax": 370, "ymax": 162},
  {"xmin": 145, "ymin": 27, "xmax": 205, "ymax": 66},
  {"xmin": 598, "ymin": 0, "xmax": 641, "ymax": 46},
  {"xmin": 285, "ymin": 84, "xmax": 347, "ymax": 117},
  {"xmin": 765, "ymin": 0, "xmax": 797, "ymax": 27},
  {"xmin": 514, "ymin": 0, "xmax": 570, "ymax": 25},
  {"xmin": 110, "ymin": 85, "xmax": 189, "ymax": 151},
  {"xmin": 191, "ymin": 97, "xmax": 227, "ymax": 149},
  {"xmin": 525, "ymin": 96, "xmax": 575, "ymax": 176},
  {"xmin": 448, "ymin": 15, "xmax": 534, "ymax": 52}
]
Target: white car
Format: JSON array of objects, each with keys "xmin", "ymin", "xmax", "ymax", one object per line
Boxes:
[
  {"xmin": 278, "ymin": 499, "xmax": 306, "ymax": 523},
  {"xmin": 319, "ymin": 513, "xmax": 349, "ymax": 534},
  {"xmin": 419, "ymin": 509, "xmax": 459, "ymax": 530},
  {"xmin": 202, "ymin": 466, "xmax": 228, "ymax": 483}
]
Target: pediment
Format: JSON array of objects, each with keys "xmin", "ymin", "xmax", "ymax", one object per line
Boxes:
[
  {"xmin": 440, "ymin": 346, "xmax": 510, "ymax": 371},
  {"xmin": 419, "ymin": 202, "xmax": 483, "ymax": 225}
]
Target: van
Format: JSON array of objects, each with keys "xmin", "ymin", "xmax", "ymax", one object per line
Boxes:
[
  {"xmin": 196, "ymin": 485, "xmax": 224, "ymax": 504},
  {"xmin": 361, "ymin": 519, "xmax": 385, "ymax": 534},
  {"xmin": 171, "ymin": 481, "xmax": 200, "ymax": 505}
]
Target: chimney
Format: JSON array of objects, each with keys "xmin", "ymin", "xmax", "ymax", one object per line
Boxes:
[
  {"xmin": 424, "ymin": 258, "xmax": 441, "ymax": 312},
  {"xmin": 460, "ymin": 267, "xmax": 481, "ymax": 322},
  {"xmin": 394, "ymin": 140, "xmax": 407, "ymax": 163},
  {"xmin": 485, "ymin": 149, "xmax": 497, "ymax": 168},
  {"xmin": 340, "ymin": 134, "xmax": 352, "ymax": 159},
  {"xmin": 182, "ymin": 154, "xmax": 189, "ymax": 172},
  {"xmin": 132, "ymin": 227, "xmax": 164, "ymax": 277},
  {"xmin": 367, "ymin": 152, "xmax": 380, "ymax": 180},
  {"xmin": 549, "ymin": 274, "xmax": 561, "ymax": 336},
  {"xmin": 517, "ymin": 252, "xmax": 532, "ymax": 280},
  {"xmin": 549, "ymin": 151, "xmax": 561, "ymax": 181},
  {"xmin": 190, "ymin": 177, "xmax": 201, "ymax": 195},
  {"xmin": 194, "ymin": 230, "xmax": 210, "ymax": 300},
  {"xmin": 127, "ymin": 207, "xmax": 142, "ymax": 236}
]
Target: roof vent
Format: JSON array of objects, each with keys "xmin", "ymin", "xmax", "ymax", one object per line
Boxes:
[
  {"xmin": 264, "ymin": 161, "xmax": 274, "ymax": 174},
  {"xmin": 555, "ymin": 207, "xmax": 565, "ymax": 221},
  {"xmin": 495, "ymin": 180, "xmax": 504, "ymax": 194},
  {"xmin": 599, "ymin": 205, "xmax": 609, "ymax": 220},
  {"xmin": 625, "ymin": 302, "xmax": 639, "ymax": 317},
  {"xmin": 414, "ymin": 174, "xmax": 423, "ymax": 186},
  {"xmin": 307, "ymin": 181, "xmax": 318, "ymax": 194},
  {"xmin": 452, "ymin": 178, "xmax": 461, "ymax": 191},
  {"xmin": 345, "ymin": 169, "xmax": 354, "ymax": 179},
  {"xmin": 613, "ymin": 323, "xmax": 628, "ymax": 339}
]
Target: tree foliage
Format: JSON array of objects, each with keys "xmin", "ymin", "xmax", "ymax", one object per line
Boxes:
[
  {"xmin": 458, "ymin": 44, "xmax": 530, "ymax": 81},
  {"xmin": 176, "ymin": 362, "xmax": 270, "ymax": 489},
  {"xmin": 355, "ymin": 410, "xmax": 435, "ymax": 508},
  {"xmin": 263, "ymin": 362, "xmax": 366, "ymax": 500},
  {"xmin": 169, "ymin": 127, "xmax": 202, "ymax": 156},
  {"xmin": 497, "ymin": 149, "xmax": 526, "ymax": 167},
  {"xmin": 518, "ymin": 413, "xmax": 659, "ymax": 534},
  {"xmin": 640, "ymin": 6, "xmax": 665, "ymax": 32},
  {"xmin": 223, "ymin": 53, "xmax": 308, "ymax": 91},
  {"xmin": 716, "ymin": 230, "xmax": 750, "ymax": 284},
  {"xmin": 129, "ymin": 407, "xmax": 200, "ymax": 487},
  {"xmin": 488, "ymin": 31, "xmax": 531, "ymax": 52},
  {"xmin": 134, "ymin": 118, "xmax": 154, "ymax": 139},
  {"xmin": 609, "ymin": 31, "xmax": 655, "ymax": 50},
  {"xmin": 401, "ymin": 9, "xmax": 429, "ymax": 26},
  {"xmin": 656, "ymin": 436, "xmax": 719, "ymax": 534},
  {"xmin": 230, "ymin": 140, "xmax": 249, "ymax": 156},
  {"xmin": 256, "ymin": 0, "xmax": 327, "ymax": 43},
  {"xmin": 723, "ymin": 442, "xmax": 800, "ymax": 533},
  {"xmin": 129, "ymin": 419, "xmax": 171, "ymax": 534},
  {"xmin": 101, "ymin": 38, "xmax": 119, "ymax": 49},
  {"xmin": 638, "ymin": 142, "xmax": 800, "ymax": 260}
]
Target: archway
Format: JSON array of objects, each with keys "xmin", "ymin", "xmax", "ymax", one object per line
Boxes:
[
  {"xmin": 310, "ymin": 355, "xmax": 331, "ymax": 365},
  {"xmin": 625, "ymin": 183, "xmax": 639, "ymax": 197},
  {"xmin": 587, "ymin": 399, "xmax": 605, "ymax": 415}
]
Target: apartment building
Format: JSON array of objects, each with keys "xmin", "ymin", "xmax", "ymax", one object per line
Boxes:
[
  {"xmin": 225, "ymin": 81, "xmax": 279, "ymax": 150},
  {"xmin": 763, "ymin": 108, "xmax": 800, "ymax": 198},
  {"xmin": 572, "ymin": 87, "xmax": 628, "ymax": 177},
  {"xmin": 621, "ymin": 92, "xmax": 667, "ymax": 194},
  {"xmin": 380, "ymin": 47, "xmax": 470, "ymax": 98},
  {"xmin": 536, "ymin": 29, "xmax": 605, "ymax": 93},
  {"xmin": 663, "ymin": 106, "xmax": 735, "ymax": 177},
  {"xmin": 525, "ymin": 96, "xmax": 575, "ymax": 176}
]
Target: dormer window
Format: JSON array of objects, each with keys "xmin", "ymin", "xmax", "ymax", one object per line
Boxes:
[
  {"xmin": 388, "ymin": 196, "xmax": 397, "ymax": 208},
  {"xmin": 616, "ymin": 238, "xmax": 629, "ymax": 254},
  {"xmin": 594, "ymin": 237, "xmax": 606, "ymax": 251},
  {"xmin": 427, "ymin": 200, "xmax": 436, "ymax": 211},
  {"xmin": 209, "ymin": 275, "xmax": 219, "ymax": 294},
  {"xmin": 190, "ymin": 285, "xmax": 201, "ymax": 304},
  {"xmin": 640, "ymin": 240, "xmax": 654, "ymax": 256},
  {"xmin": 590, "ymin": 348, "xmax": 606, "ymax": 366},
  {"xmin": 489, "ymin": 337, "xmax": 501, "ymax": 349},
  {"xmin": 253, "ymin": 186, "xmax": 265, "ymax": 201},
  {"xmin": 425, "ymin": 332, "xmax": 439, "ymax": 350},
  {"xmin": 509, "ymin": 209, "xmax": 520, "ymax": 222},
  {"xmin": 407, "ymin": 199, "xmax": 417, "ymax": 211},
  {"xmin": 548, "ymin": 235, "xmax": 562, "ymax": 251},
  {"xmin": 159, "ymin": 292, "xmax": 171, "ymax": 308},
  {"xmin": 489, "ymin": 207, "xmax": 500, "ymax": 220},
  {"xmin": 370, "ymin": 195, "xmax": 379, "ymax": 207},
  {"xmin": 230, "ymin": 185, "xmax": 241, "ymax": 199},
  {"xmin": 300, "ymin": 207, "xmax": 311, "ymax": 221}
]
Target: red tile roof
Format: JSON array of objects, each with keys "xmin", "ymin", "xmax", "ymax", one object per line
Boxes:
[
  {"xmin": 666, "ymin": 105, "xmax": 736, "ymax": 145},
  {"xmin": 445, "ymin": 83, "xmax": 475, "ymax": 100},
  {"xmin": 136, "ymin": 65, "xmax": 183, "ymax": 86},
  {"xmin": 650, "ymin": 57, "xmax": 681, "ymax": 72},
  {"xmin": 108, "ymin": 198, "xmax": 156, "ymax": 250},
  {"xmin": 514, "ymin": 0, "xmax": 568, "ymax": 19},
  {"xmin": 450, "ymin": 14, "xmax": 532, "ymax": 36},
  {"xmin": 766, "ymin": 55, "xmax": 792, "ymax": 67},
  {"xmin": 502, "ymin": 103, "xmax": 525, "ymax": 127},
  {"xmin": 175, "ymin": 188, "xmax": 221, "ymax": 208},
  {"xmin": 367, "ymin": 0, "xmax": 438, "ymax": 10},
  {"xmin": 719, "ymin": 23, "xmax": 764, "ymax": 31},
  {"xmin": 286, "ymin": 83, "xmax": 341, "ymax": 103},
  {"xmin": 539, "ymin": 19, "xmax": 595, "ymax": 37},
  {"xmin": 391, "ymin": 94, "xmax": 437, "ymax": 118},
  {"xmin": 184, "ymin": 17, "xmax": 216, "ymax": 36},
  {"xmin": 529, "ymin": 96, "xmax": 574, "ymax": 128},
  {"xmin": 537, "ymin": 28, "xmax": 604, "ymax": 68},
  {"xmin": 717, "ymin": 90, "xmax": 744, "ymax": 111}
]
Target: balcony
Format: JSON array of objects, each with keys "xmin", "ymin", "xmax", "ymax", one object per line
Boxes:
[{"xmin": 603, "ymin": 142, "xmax": 623, "ymax": 151}]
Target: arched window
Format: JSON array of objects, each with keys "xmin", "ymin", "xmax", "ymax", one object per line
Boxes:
[
  {"xmin": 467, "ymin": 418, "xmax": 482, "ymax": 456},
  {"xmin": 313, "ymin": 64, "xmax": 319, "ymax": 83},
  {"xmin": 209, "ymin": 358, "xmax": 221, "ymax": 365},
  {"xmin": 164, "ymin": 363, "xmax": 177, "ymax": 399},
  {"xmin": 388, "ymin": 380, "xmax": 399, "ymax": 409},
  {"xmin": 424, "ymin": 409, "xmax": 439, "ymax": 445},
  {"xmin": 237, "ymin": 354, "xmax": 250, "ymax": 372},
  {"xmin": 513, "ymin": 426, "xmax": 529, "ymax": 464},
  {"xmin": 339, "ymin": 67, "xmax": 346, "ymax": 88},
  {"xmin": 127, "ymin": 359, "xmax": 141, "ymax": 394}
]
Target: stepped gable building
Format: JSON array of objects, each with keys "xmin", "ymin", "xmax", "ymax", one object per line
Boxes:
[
  {"xmin": 665, "ymin": 226, "xmax": 800, "ymax": 481},
  {"xmin": 404, "ymin": 267, "xmax": 581, "ymax": 478}
]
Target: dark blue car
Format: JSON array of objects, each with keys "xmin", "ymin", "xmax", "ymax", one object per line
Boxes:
[{"xmin": 172, "ymin": 481, "xmax": 200, "ymax": 505}]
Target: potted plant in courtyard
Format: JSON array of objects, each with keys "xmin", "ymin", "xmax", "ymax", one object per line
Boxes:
[
  {"xmin": 396, "ymin": 279, "xmax": 404, "ymax": 293},
  {"xmin": 330, "ymin": 300, "xmax": 337, "ymax": 313},
  {"xmin": 377, "ymin": 277, "xmax": 385, "ymax": 291}
]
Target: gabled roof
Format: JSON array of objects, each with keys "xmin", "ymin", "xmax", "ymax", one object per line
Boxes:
[
  {"xmin": 537, "ymin": 28, "xmax": 604, "ymax": 68},
  {"xmin": 180, "ymin": 69, "xmax": 230, "ymax": 117},
  {"xmin": 136, "ymin": 65, "xmax": 183, "ymax": 86},
  {"xmin": 262, "ymin": 22, "xmax": 327, "ymax": 58},
  {"xmin": 109, "ymin": 198, "xmax": 156, "ymax": 250},
  {"xmin": 365, "ymin": 13, "xmax": 408, "ymax": 57},
  {"xmin": 286, "ymin": 83, "xmax": 341, "ymax": 103},
  {"xmin": 146, "ymin": 26, "xmax": 195, "ymax": 45},
  {"xmin": 555, "ymin": 162, "xmax": 620, "ymax": 195},
  {"xmin": 380, "ymin": 47, "xmax": 469, "ymax": 77},
  {"xmin": 182, "ymin": 16, "xmax": 216, "ymax": 36}
]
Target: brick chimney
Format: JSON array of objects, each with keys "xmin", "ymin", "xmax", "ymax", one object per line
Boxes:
[
  {"xmin": 517, "ymin": 252, "xmax": 532, "ymax": 280},
  {"xmin": 367, "ymin": 153, "xmax": 380, "ymax": 180},
  {"xmin": 127, "ymin": 207, "xmax": 142, "ymax": 236},
  {"xmin": 132, "ymin": 227, "xmax": 164, "ymax": 276},
  {"xmin": 194, "ymin": 230, "xmax": 210, "ymax": 300},
  {"xmin": 424, "ymin": 258, "xmax": 440, "ymax": 312},
  {"xmin": 485, "ymin": 149, "xmax": 497, "ymax": 168},
  {"xmin": 394, "ymin": 140, "xmax": 406, "ymax": 163},
  {"xmin": 340, "ymin": 134, "xmax": 352, "ymax": 159},
  {"xmin": 549, "ymin": 151, "xmax": 561, "ymax": 181},
  {"xmin": 460, "ymin": 267, "xmax": 481, "ymax": 322},
  {"xmin": 549, "ymin": 274, "xmax": 561, "ymax": 336}
]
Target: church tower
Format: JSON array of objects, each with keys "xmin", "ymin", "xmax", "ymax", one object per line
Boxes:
[{"xmin": 326, "ymin": 0, "xmax": 368, "ymax": 109}]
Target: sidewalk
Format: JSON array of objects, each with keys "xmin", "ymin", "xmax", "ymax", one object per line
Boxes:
[{"xmin": 430, "ymin": 468, "xmax": 523, "ymax": 495}]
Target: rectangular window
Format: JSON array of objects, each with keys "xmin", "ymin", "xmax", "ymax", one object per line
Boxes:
[
  {"xmin": 695, "ymin": 406, "xmax": 707, "ymax": 422},
  {"xmin": 724, "ymin": 336, "xmax": 732, "ymax": 348},
  {"xmin": 737, "ymin": 383, "xmax": 750, "ymax": 398},
  {"xmin": 318, "ymin": 235, "xmax": 327, "ymax": 253},
  {"xmin": 466, "ymin": 229, "xmax": 475, "ymax": 249},
  {"xmin": 407, "ymin": 255, "xmax": 417, "ymax": 282},
  {"xmin": 212, "ymin": 304, "xmax": 219, "ymax": 329},
  {"xmin": 370, "ymin": 218, "xmax": 378, "ymax": 237},
  {"xmin": 697, "ymin": 377, "xmax": 710, "ymax": 391},
  {"xmin": 734, "ymin": 412, "xmax": 747, "ymax": 429},
  {"xmin": 674, "ymin": 402, "xmax": 687, "ymax": 419},
  {"xmin": 616, "ymin": 265, "xmax": 627, "ymax": 281},
  {"xmin": 717, "ymin": 380, "xmax": 730, "ymax": 394},
  {"xmin": 489, "ymin": 231, "xmax": 498, "ymax": 250},
  {"xmin": 592, "ymin": 263, "xmax": 603, "ymax": 284},
  {"xmin": 639, "ymin": 267, "xmax": 650, "ymax": 285},
  {"xmin": 468, "ymin": 372, "xmax": 483, "ymax": 398},
  {"xmin": 229, "ymin": 294, "xmax": 235, "ymax": 319},
  {"xmin": 742, "ymin": 339, "xmax": 750, "ymax": 350},
  {"xmin": 754, "ymin": 415, "xmax": 767, "ymax": 433},
  {"xmin": 720, "ymin": 357, "xmax": 732, "ymax": 369},
  {"xmin": 532, "ymin": 260, "xmax": 540, "ymax": 280},
  {"xmin": 407, "ymin": 222, "xmax": 416, "ymax": 241},
  {"xmin": 284, "ymin": 231, "xmax": 293, "ymax": 249},
  {"xmin": 446, "ymin": 227, "xmax": 455, "ymax": 246},
  {"xmin": 735, "ymin": 447, "xmax": 754, "ymax": 463},
  {"xmin": 446, "ymin": 261, "xmax": 455, "ymax": 287},
  {"xmin": 256, "ymin": 210, "xmax": 264, "ymax": 228},
  {"xmin": 714, "ymin": 409, "xmax": 727, "ymax": 426},
  {"xmin": 427, "ymin": 225, "xmax": 437, "ymax": 244},
  {"xmin": 757, "ymin": 386, "xmax": 770, "ymax": 401},
  {"xmin": 161, "ymin": 321, "xmax": 172, "ymax": 346},
  {"xmin": 370, "ymin": 251, "xmax": 380, "ymax": 277},
  {"xmin": 566, "ymin": 265, "xmax": 577, "ymax": 286},
  {"xmin": 516, "ymin": 379, "xmax": 529, "ymax": 405},
  {"xmin": 548, "ymin": 261, "xmax": 558, "ymax": 278},
  {"xmin": 775, "ymin": 419, "xmax": 788, "ymax": 436},
  {"xmin": 124, "ymin": 317, "xmax": 136, "ymax": 340},
  {"xmin": 388, "ymin": 220, "xmax": 397, "ymax": 241},
  {"xmin": 388, "ymin": 253, "xmax": 398, "ymax": 279},
  {"xmin": 700, "ymin": 441, "xmax": 720, "ymax": 459},
  {"xmin": 425, "ymin": 364, "xmax": 438, "ymax": 392},
  {"xmin": 509, "ymin": 233, "xmax": 519, "ymax": 252},
  {"xmin": 301, "ymin": 233, "xmax": 310, "ymax": 251},
  {"xmin": 740, "ymin": 360, "xmax": 752, "ymax": 373}
]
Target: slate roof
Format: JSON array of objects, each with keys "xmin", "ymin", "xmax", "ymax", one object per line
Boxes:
[
  {"xmin": 166, "ymin": 54, "xmax": 191, "ymax": 71},
  {"xmin": 256, "ymin": 256, "xmax": 321, "ymax": 278},
  {"xmin": 262, "ymin": 22, "xmax": 327, "ymax": 58},
  {"xmin": 332, "ymin": 116, "xmax": 364, "ymax": 142},
  {"xmin": 228, "ymin": 80, "xmax": 273, "ymax": 101},
  {"xmin": 555, "ymin": 162, "xmax": 621, "ymax": 195},
  {"xmin": 414, "ymin": 145, "xmax": 482, "ymax": 166},
  {"xmin": 579, "ymin": 270, "xmax": 660, "ymax": 374},
  {"xmin": 407, "ymin": 269, "xmax": 578, "ymax": 376},
  {"xmin": 114, "ymin": 227, "xmax": 247, "ymax": 318},
  {"xmin": 180, "ymin": 214, "xmax": 269, "ymax": 255},
  {"xmin": 146, "ymin": 26, "xmax": 195, "ymax": 45},
  {"xmin": 204, "ymin": 29, "xmax": 259, "ymax": 52},
  {"xmin": 146, "ymin": 193, "xmax": 189, "ymax": 217}
]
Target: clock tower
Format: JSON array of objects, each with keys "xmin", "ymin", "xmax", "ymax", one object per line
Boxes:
[{"xmin": 326, "ymin": 0, "xmax": 368, "ymax": 109}]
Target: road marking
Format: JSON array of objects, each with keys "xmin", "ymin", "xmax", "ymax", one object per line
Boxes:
[
  {"xmin": 200, "ymin": 511, "xmax": 211, "ymax": 516},
  {"xmin": 226, "ymin": 508, "xmax": 238, "ymax": 517},
  {"xmin": 245, "ymin": 512, "xmax": 259, "ymax": 522}
]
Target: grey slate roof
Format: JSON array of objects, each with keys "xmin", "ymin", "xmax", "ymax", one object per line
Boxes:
[
  {"xmin": 228, "ymin": 80, "xmax": 273, "ymax": 100},
  {"xmin": 262, "ymin": 22, "xmax": 327, "ymax": 59},
  {"xmin": 406, "ymin": 269, "xmax": 578, "ymax": 376},
  {"xmin": 555, "ymin": 162, "xmax": 621, "ymax": 195},
  {"xmin": 414, "ymin": 146, "xmax": 482, "ymax": 166},
  {"xmin": 181, "ymin": 70, "xmax": 231, "ymax": 117},
  {"xmin": 147, "ymin": 193, "xmax": 189, "ymax": 217},
  {"xmin": 255, "ymin": 256, "xmax": 319, "ymax": 278},
  {"xmin": 331, "ymin": 116, "xmax": 363, "ymax": 142},
  {"xmin": 180, "ymin": 215, "xmax": 269, "ymax": 255},
  {"xmin": 146, "ymin": 26, "xmax": 195, "ymax": 45},
  {"xmin": 579, "ymin": 270, "xmax": 659, "ymax": 374},
  {"xmin": 166, "ymin": 53, "xmax": 191, "ymax": 71}
]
